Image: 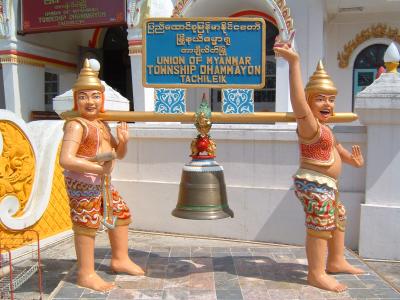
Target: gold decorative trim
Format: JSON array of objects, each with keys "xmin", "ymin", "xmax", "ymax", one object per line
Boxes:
[
  {"xmin": 273, "ymin": 0, "xmax": 294, "ymax": 33},
  {"xmin": 172, "ymin": 0, "xmax": 191, "ymax": 17},
  {"xmin": 386, "ymin": 62, "xmax": 399, "ymax": 73},
  {"xmin": 0, "ymin": 54, "xmax": 45, "ymax": 68},
  {"xmin": 337, "ymin": 23, "xmax": 400, "ymax": 69},
  {"xmin": 129, "ymin": 45, "xmax": 142, "ymax": 55},
  {"xmin": 0, "ymin": 54, "xmax": 76, "ymax": 71},
  {"xmin": 172, "ymin": 0, "xmax": 294, "ymax": 34}
]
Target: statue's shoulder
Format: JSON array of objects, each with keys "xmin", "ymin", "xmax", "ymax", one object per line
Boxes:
[{"xmin": 63, "ymin": 117, "xmax": 88, "ymax": 133}]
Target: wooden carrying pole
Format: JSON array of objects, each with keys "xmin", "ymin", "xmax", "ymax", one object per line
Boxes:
[{"xmin": 60, "ymin": 111, "xmax": 358, "ymax": 123}]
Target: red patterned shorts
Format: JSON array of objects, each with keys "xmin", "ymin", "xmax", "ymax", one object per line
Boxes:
[
  {"xmin": 65, "ymin": 176, "xmax": 131, "ymax": 235},
  {"xmin": 293, "ymin": 173, "xmax": 346, "ymax": 239}
]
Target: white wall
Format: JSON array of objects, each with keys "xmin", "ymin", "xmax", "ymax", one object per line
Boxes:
[
  {"xmin": 1, "ymin": 63, "xmax": 76, "ymax": 121},
  {"xmin": 326, "ymin": 12, "xmax": 400, "ymax": 113},
  {"xmin": 152, "ymin": 0, "xmax": 174, "ymax": 17},
  {"xmin": 0, "ymin": 68, "xmax": 5, "ymax": 109},
  {"xmin": 356, "ymin": 74, "xmax": 400, "ymax": 260},
  {"xmin": 59, "ymin": 73, "xmax": 77, "ymax": 95},
  {"xmin": 19, "ymin": 29, "xmax": 94, "ymax": 55},
  {"xmin": 20, "ymin": 65, "xmax": 45, "ymax": 120},
  {"xmin": 111, "ymin": 124, "xmax": 366, "ymax": 250},
  {"xmin": 2, "ymin": 63, "xmax": 45, "ymax": 121}
]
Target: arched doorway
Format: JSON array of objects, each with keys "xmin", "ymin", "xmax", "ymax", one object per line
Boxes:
[
  {"xmin": 352, "ymin": 44, "xmax": 388, "ymax": 110},
  {"xmin": 103, "ymin": 26, "xmax": 133, "ymax": 110},
  {"xmin": 211, "ymin": 19, "xmax": 279, "ymax": 112}
]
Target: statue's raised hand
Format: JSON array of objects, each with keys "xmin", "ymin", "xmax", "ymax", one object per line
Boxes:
[
  {"xmin": 117, "ymin": 122, "xmax": 129, "ymax": 145},
  {"xmin": 273, "ymin": 32, "xmax": 299, "ymax": 64},
  {"xmin": 351, "ymin": 145, "xmax": 364, "ymax": 168}
]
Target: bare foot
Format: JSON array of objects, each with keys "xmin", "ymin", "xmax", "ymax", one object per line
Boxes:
[
  {"xmin": 77, "ymin": 272, "xmax": 115, "ymax": 292},
  {"xmin": 111, "ymin": 258, "xmax": 145, "ymax": 276},
  {"xmin": 327, "ymin": 260, "xmax": 365, "ymax": 275},
  {"xmin": 308, "ymin": 272, "xmax": 347, "ymax": 293}
]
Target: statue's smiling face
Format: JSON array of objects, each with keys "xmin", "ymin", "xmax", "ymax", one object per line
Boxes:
[
  {"xmin": 308, "ymin": 94, "xmax": 335, "ymax": 123},
  {"xmin": 76, "ymin": 90, "xmax": 103, "ymax": 120}
]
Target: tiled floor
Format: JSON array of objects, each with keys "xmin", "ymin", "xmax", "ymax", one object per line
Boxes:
[{"xmin": 7, "ymin": 231, "xmax": 400, "ymax": 300}]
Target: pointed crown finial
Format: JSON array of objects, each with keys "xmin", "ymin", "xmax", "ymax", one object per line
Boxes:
[
  {"xmin": 72, "ymin": 58, "xmax": 104, "ymax": 93},
  {"xmin": 305, "ymin": 60, "xmax": 337, "ymax": 96}
]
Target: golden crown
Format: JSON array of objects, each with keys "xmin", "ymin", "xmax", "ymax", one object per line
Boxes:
[
  {"xmin": 72, "ymin": 59, "xmax": 104, "ymax": 92},
  {"xmin": 305, "ymin": 60, "xmax": 337, "ymax": 96}
]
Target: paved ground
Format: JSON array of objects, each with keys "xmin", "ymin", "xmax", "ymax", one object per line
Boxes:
[{"xmin": 5, "ymin": 231, "xmax": 400, "ymax": 300}]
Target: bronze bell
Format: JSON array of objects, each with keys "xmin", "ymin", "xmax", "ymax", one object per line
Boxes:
[
  {"xmin": 173, "ymin": 158, "xmax": 234, "ymax": 220},
  {"xmin": 172, "ymin": 97, "xmax": 234, "ymax": 220}
]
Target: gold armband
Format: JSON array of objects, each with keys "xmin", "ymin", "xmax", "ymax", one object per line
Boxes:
[
  {"xmin": 62, "ymin": 138, "xmax": 80, "ymax": 144},
  {"xmin": 295, "ymin": 111, "xmax": 311, "ymax": 120}
]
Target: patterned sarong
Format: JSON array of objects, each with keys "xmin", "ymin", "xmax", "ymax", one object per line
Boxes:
[
  {"xmin": 64, "ymin": 175, "xmax": 131, "ymax": 236},
  {"xmin": 293, "ymin": 169, "xmax": 346, "ymax": 239}
]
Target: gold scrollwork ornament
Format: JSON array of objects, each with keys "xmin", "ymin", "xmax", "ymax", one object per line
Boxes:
[
  {"xmin": 337, "ymin": 24, "xmax": 400, "ymax": 68},
  {"xmin": 0, "ymin": 121, "xmax": 35, "ymax": 218}
]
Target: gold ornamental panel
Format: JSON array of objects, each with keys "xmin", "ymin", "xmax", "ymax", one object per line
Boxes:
[
  {"xmin": 0, "ymin": 120, "xmax": 35, "ymax": 219},
  {"xmin": 1, "ymin": 145, "xmax": 72, "ymax": 250}
]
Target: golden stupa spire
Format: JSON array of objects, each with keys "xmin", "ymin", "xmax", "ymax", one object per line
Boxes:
[
  {"xmin": 72, "ymin": 59, "xmax": 104, "ymax": 92},
  {"xmin": 305, "ymin": 60, "xmax": 337, "ymax": 96},
  {"xmin": 384, "ymin": 42, "xmax": 399, "ymax": 73}
]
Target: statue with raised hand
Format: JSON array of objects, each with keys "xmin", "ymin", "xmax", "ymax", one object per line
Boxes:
[
  {"xmin": 274, "ymin": 37, "xmax": 364, "ymax": 293},
  {"xmin": 59, "ymin": 59, "xmax": 144, "ymax": 292}
]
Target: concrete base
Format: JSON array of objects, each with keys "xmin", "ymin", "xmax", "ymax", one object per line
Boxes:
[{"xmin": 359, "ymin": 204, "xmax": 400, "ymax": 260}]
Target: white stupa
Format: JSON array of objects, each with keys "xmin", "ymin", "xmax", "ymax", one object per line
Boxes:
[
  {"xmin": 356, "ymin": 42, "xmax": 400, "ymax": 100},
  {"xmin": 53, "ymin": 59, "xmax": 130, "ymax": 115}
]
